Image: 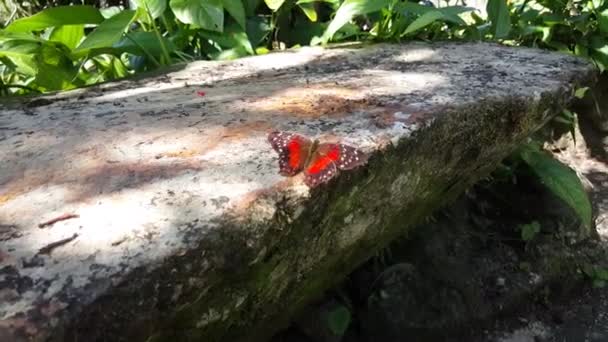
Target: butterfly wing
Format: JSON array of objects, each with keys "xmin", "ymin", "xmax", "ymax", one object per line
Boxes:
[
  {"xmin": 268, "ymin": 131, "xmax": 314, "ymax": 176},
  {"xmin": 304, "ymin": 144, "xmax": 340, "ymax": 187},
  {"xmin": 304, "ymin": 143, "xmax": 367, "ymax": 187},
  {"xmin": 334, "ymin": 144, "xmax": 367, "ymax": 170}
]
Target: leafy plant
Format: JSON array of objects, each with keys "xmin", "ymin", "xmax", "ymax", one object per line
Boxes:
[
  {"xmin": 0, "ymin": 0, "xmax": 490, "ymax": 95},
  {"xmin": 325, "ymin": 304, "xmax": 351, "ymax": 336},
  {"xmin": 506, "ymin": 0, "xmax": 608, "ymax": 73},
  {"xmin": 487, "ymin": 0, "xmax": 511, "ymax": 38},
  {"xmin": 517, "ymin": 143, "xmax": 592, "ymax": 233},
  {"xmin": 0, "ymin": 0, "xmax": 270, "ymax": 95},
  {"xmin": 520, "ymin": 221, "xmax": 541, "ymax": 241},
  {"xmin": 582, "ymin": 264, "xmax": 608, "ymax": 288},
  {"xmin": 316, "ymin": 0, "xmax": 477, "ymax": 44}
]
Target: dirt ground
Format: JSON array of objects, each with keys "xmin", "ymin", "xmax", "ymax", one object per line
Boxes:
[{"xmin": 470, "ymin": 102, "xmax": 608, "ymax": 342}]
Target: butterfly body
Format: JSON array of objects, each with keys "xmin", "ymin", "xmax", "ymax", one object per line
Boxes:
[{"xmin": 268, "ymin": 131, "xmax": 367, "ymax": 187}]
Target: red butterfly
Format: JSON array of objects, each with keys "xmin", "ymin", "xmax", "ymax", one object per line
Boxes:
[{"xmin": 268, "ymin": 131, "xmax": 368, "ymax": 187}]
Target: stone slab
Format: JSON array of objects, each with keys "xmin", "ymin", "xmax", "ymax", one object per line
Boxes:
[{"xmin": 0, "ymin": 42, "xmax": 595, "ymax": 342}]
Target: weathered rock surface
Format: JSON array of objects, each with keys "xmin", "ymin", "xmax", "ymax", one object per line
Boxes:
[{"xmin": 0, "ymin": 42, "xmax": 595, "ymax": 342}]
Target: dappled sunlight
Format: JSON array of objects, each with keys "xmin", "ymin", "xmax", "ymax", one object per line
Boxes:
[
  {"xmin": 233, "ymin": 46, "xmax": 325, "ymax": 71},
  {"xmin": 0, "ymin": 43, "xmax": 498, "ymax": 271},
  {"xmin": 91, "ymin": 46, "xmax": 329, "ymax": 104},
  {"xmin": 0, "ymin": 45, "xmax": 477, "ymax": 303},
  {"xmin": 359, "ymin": 70, "xmax": 447, "ymax": 95},
  {"xmin": 391, "ymin": 47, "xmax": 437, "ymax": 63}
]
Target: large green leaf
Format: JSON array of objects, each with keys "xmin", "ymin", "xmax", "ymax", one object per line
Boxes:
[
  {"xmin": 6, "ymin": 5, "xmax": 104, "ymax": 32},
  {"xmin": 519, "ymin": 145, "xmax": 592, "ymax": 232},
  {"xmin": 521, "ymin": 25, "xmax": 552, "ymax": 42},
  {"xmin": 116, "ymin": 31, "xmax": 176, "ymax": 58},
  {"xmin": 403, "ymin": 6, "xmax": 473, "ymax": 35},
  {"xmin": 199, "ymin": 22, "xmax": 253, "ymax": 54},
  {"xmin": 298, "ymin": 2, "xmax": 318, "ymax": 22},
  {"xmin": 222, "ymin": 0, "xmax": 246, "ymax": 29},
  {"xmin": 599, "ymin": 9, "xmax": 608, "ymax": 36},
  {"xmin": 326, "ymin": 305, "xmax": 351, "ymax": 336},
  {"xmin": 403, "ymin": 10, "xmax": 445, "ymax": 35},
  {"xmin": 396, "ymin": 1, "xmax": 434, "ymax": 16},
  {"xmin": 129, "ymin": 0, "xmax": 168, "ymax": 19},
  {"xmin": 75, "ymin": 10, "xmax": 137, "ymax": 53},
  {"xmin": 0, "ymin": 38, "xmax": 41, "ymax": 75},
  {"xmin": 590, "ymin": 35, "xmax": 608, "ymax": 72},
  {"xmin": 170, "ymin": 0, "xmax": 224, "ymax": 32},
  {"xmin": 487, "ymin": 0, "xmax": 511, "ymax": 38},
  {"xmin": 49, "ymin": 25, "xmax": 84, "ymax": 50},
  {"xmin": 0, "ymin": 32, "xmax": 76, "ymax": 91},
  {"xmin": 243, "ymin": 0, "xmax": 263, "ymax": 16},
  {"xmin": 321, "ymin": 0, "xmax": 390, "ymax": 43},
  {"xmin": 246, "ymin": 16, "xmax": 272, "ymax": 46},
  {"xmin": 33, "ymin": 61, "xmax": 77, "ymax": 91}
]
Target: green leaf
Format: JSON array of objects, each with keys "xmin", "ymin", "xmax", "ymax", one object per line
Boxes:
[
  {"xmin": 199, "ymin": 22, "xmax": 253, "ymax": 55},
  {"xmin": 246, "ymin": 16, "xmax": 272, "ymax": 46},
  {"xmin": 112, "ymin": 57, "xmax": 130, "ymax": 78},
  {"xmin": 519, "ymin": 145, "xmax": 592, "ymax": 232},
  {"xmin": 75, "ymin": 10, "xmax": 137, "ymax": 52},
  {"xmin": 212, "ymin": 46, "xmax": 250, "ymax": 60},
  {"xmin": 100, "ymin": 6, "xmax": 123, "ymax": 19},
  {"xmin": 265, "ymin": 0, "xmax": 286, "ymax": 11},
  {"xmin": 575, "ymin": 87, "xmax": 589, "ymax": 99},
  {"xmin": 0, "ymin": 35, "xmax": 77, "ymax": 91},
  {"xmin": 486, "ymin": 0, "xmax": 511, "ymax": 38},
  {"xmin": 402, "ymin": 6, "xmax": 473, "ymax": 35},
  {"xmin": 298, "ymin": 3, "xmax": 318, "ymax": 22},
  {"xmin": 396, "ymin": 1, "xmax": 434, "ymax": 16},
  {"xmin": 521, "ymin": 25, "xmax": 552, "ymax": 42},
  {"xmin": 520, "ymin": 221, "xmax": 541, "ymax": 241},
  {"xmin": 117, "ymin": 31, "xmax": 176, "ymax": 57},
  {"xmin": 597, "ymin": 268, "xmax": 608, "ymax": 280},
  {"xmin": 243, "ymin": 0, "xmax": 263, "ymax": 16},
  {"xmin": 574, "ymin": 43, "xmax": 589, "ymax": 57},
  {"xmin": 599, "ymin": 9, "xmax": 608, "ymax": 35},
  {"xmin": 519, "ymin": 8, "xmax": 540, "ymax": 22},
  {"xmin": 321, "ymin": 0, "xmax": 390, "ymax": 43},
  {"xmin": 6, "ymin": 5, "xmax": 104, "ymax": 32},
  {"xmin": 590, "ymin": 35, "xmax": 608, "ymax": 72},
  {"xmin": 170, "ymin": 0, "xmax": 224, "ymax": 32},
  {"xmin": 0, "ymin": 38, "xmax": 41, "ymax": 76},
  {"xmin": 129, "ymin": 0, "xmax": 167, "ymax": 19},
  {"xmin": 592, "ymin": 0, "xmax": 606, "ymax": 9},
  {"xmin": 49, "ymin": 25, "xmax": 84, "ymax": 50},
  {"xmin": 403, "ymin": 6, "xmax": 474, "ymax": 35},
  {"xmin": 222, "ymin": 0, "xmax": 246, "ymax": 29},
  {"xmin": 33, "ymin": 61, "xmax": 77, "ymax": 91},
  {"xmin": 539, "ymin": 13, "xmax": 565, "ymax": 26},
  {"xmin": 403, "ymin": 11, "xmax": 444, "ymax": 35},
  {"xmin": 326, "ymin": 305, "xmax": 351, "ymax": 336}
]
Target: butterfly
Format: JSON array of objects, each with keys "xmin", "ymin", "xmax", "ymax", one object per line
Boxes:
[{"xmin": 268, "ymin": 131, "xmax": 368, "ymax": 187}]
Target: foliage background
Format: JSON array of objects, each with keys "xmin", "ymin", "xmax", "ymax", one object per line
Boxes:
[{"xmin": 1, "ymin": 0, "xmax": 606, "ymax": 95}]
